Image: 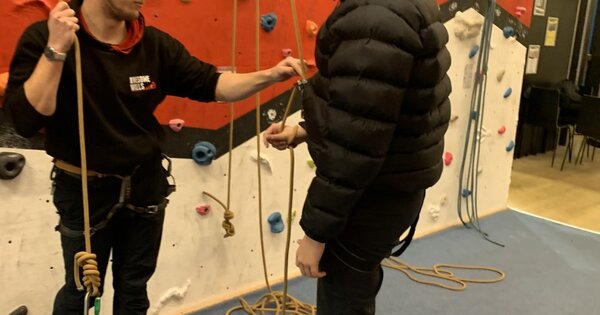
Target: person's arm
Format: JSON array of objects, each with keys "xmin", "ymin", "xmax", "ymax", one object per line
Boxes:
[
  {"xmin": 160, "ymin": 34, "xmax": 302, "ymax": 103},
  {"xmin": 4, "ymin": 2, "xmax": 78, "ymax": 137},
  {"xmin": 215, "ymin": 57, "xmax": 303, "ymax": 103}
]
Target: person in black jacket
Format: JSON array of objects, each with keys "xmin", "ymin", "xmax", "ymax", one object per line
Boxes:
[
  {"xmin": 4, "ymin": 1, "xmax": 302, "ymax": 314},
  {"xmin": 264, "ymin": 0, "xmax": 451, "ymax": 313}
]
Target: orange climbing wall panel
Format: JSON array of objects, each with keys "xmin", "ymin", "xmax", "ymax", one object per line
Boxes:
[{"xmin": 0, "ymin": 0, "xmax": 450, "ymax": 129}]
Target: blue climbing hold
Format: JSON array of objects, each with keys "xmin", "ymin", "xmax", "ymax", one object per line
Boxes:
[
  {"xmin": 506, "ymin": 140, "xmax": 515, "ymax": 152},
  {"xmin": 503, "ymin": 26, "xmax": 515, "ymax": 38},
  {"xmin": 267, "ymin": 212, "xmax": 285, "ymax": 233},
  {"xmin": 260, "ymin": 13, "xmax": 277, "ymax": 32},
  {"xmin": 461, "ymin": 189, "xmax": 472, "ymax": 198},
  {"xmin": 471, "ymin": 111, "xmax": 479, "ymax": 120},
  {"xmin": 469, "ymin": 45, "xmax": 480, "ymax": 58},
  {"xmin": 504, "ymin": 87, "xmax": 513, "ymax": 98},
  {"xmin": 192, "ymin": 141, "xmax": 217, "ymax": 165}
]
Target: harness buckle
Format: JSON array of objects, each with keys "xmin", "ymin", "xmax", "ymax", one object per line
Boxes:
[{"xmin": 146, "ymin": 205, "xmax": 159, "ymax": 214}]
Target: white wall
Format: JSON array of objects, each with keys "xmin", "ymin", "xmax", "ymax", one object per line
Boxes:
[{"xmin": 0, "ymin": 9, "xmax": 526, "ymax": 315}]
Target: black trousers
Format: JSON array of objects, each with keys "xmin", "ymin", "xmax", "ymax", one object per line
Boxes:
[
  {"xmin": 317, "ymin": 189, "xmax": 426, "ymax": 315},
  {"xmin": 51, "ymin": 162, "xmax": 168, "ymax": 315}
]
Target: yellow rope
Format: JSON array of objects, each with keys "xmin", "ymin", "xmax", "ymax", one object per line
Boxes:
[
  {"xmin": 62, "ymin": 0, "xmax": 101, "ymax": 298},
  {"xmin": 226, "ymin": 1, "xmax": 315, "ymax": 313},
  {"xmin": 202, "ymin": 191, "xmax": 235, "ymax": 237},
  {"xmin": 381, "ymin": 257, "xmax": 505, "ymax": 291}
]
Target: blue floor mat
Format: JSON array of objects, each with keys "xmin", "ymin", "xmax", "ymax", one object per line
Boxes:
[{"xmin": 195, "ymin": 210, "xmax": 600, "ymax": 315}]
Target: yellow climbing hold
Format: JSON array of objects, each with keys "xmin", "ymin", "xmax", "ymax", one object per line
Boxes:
[{"xmin": 307, "ymin": 159, "xmax": 315, "ymax": 168}]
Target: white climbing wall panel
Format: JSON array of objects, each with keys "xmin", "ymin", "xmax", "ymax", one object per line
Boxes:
[{"xmin": 0, "ymin": 8, "xmax": 527, "ymax": 314}]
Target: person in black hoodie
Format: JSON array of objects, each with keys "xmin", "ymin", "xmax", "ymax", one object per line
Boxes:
[
  {"xmin": 4, "ymin": 0, "xmax": 302, "ymax": 314},
  {"xmin": 264, "ymin": 0, "xmax": 451, "ymax": 313}
]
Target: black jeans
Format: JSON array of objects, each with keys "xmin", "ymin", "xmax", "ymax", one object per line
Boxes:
[
  {"xmin": 51, "ymin": 163, "xmax": 168, "ymax": 315},
  {"xmin": 317, "ymin": 189, "xmax": 426, "ymax": 315}
]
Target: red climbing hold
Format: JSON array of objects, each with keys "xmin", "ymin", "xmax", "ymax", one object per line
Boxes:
[
  {"xmin": 498, "ymin": 125, "xmax": 506, "ymax": 135},
  {"xmin": 196, "ymin": 204, "xmax": 211, "ymax": 216},
  {"xmin": 444, "ymin": 152, "xmax": 453, "ymax": 166}
]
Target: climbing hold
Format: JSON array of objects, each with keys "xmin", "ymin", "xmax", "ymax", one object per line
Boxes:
[
  {"xmin": 450, "ymin": 115, "xmax": 459, "ymax": 123},
  {"xmin": 497, "ymin": 69, "xmax": 506, "ymax": 82},
  {"xmin": 469, "ymin": 45, "xmax": 480, "ymax": 59},
  {"xmin": 260, "ymin": 13, "xmax": 277, "ymax": 32},
  {"xmin": 440, "ymin": 194, "xmax": 448, "ymax": 206},
  {"xmin": 169, "ymin": 119, "xmax": 185, "ymax": 132},
  {"xmin": 267, "ymin": 212, "xmax": 285, "ymax": 233},
  {"xmin": 498, "ymin": 125, "xmax": 506, "ymax": 135},
  {"xmin": 471, "ymin": 111, "xmax": 478, "ymax": 120},
  {"xmin": 506, "ymin": 140, "xmax": 515, "ymax": 152},
  {"xmin": 305, "ymin": 20, "xmax": 318, "ymax": 37},
  {"xmin": 8, "ymin": 305, "xmax": 28, "ymax": 315},
  {"xmin": 196, "ymin": 204, "xmax": 211, "ymax": 216},
  {"xmin": 192, "ymin": 141, "xmax": 217, "ymax": 165},
  {"xmin": 443, "ymin": 152, "xmax": 453, "ymax": 166},
  {"xmin": 461, "ymin": 189, "xmax": 472, "ymax": 198},
  {"xmin": 250, "ymin": 151, "xmax": 272, "ymax": 173},
  {"xmin": 266, "ymin": 109, "xmax": 278, "ymax": 121},
  {"xmin": 515, "ymin": 6, "xmax": 527, "ymax": 17},
  {"xmin": 307, "ymin": 159, "xmax": 315, "ymax": 169},
  {"xmin": 503, "ymin": 87, "xmax": 513, "ymax": 98},
  {"xmin": 503, "ymin": 26, "xmax": 515, "ymax": 38},
  {"xmin": 0, "ymin": 152, "xmax": 26, "ymax": 180},
  {"xmin": 291, "ymin": 209, "xmax": 297, "ymax": 222},
  {"xmin": 281, "ymin": 48, "xmax": 292, "ymax": 58}
]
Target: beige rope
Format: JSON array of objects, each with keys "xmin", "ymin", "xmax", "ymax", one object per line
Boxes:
[
  {"xmin": 68, "ymin": 0, "xmax": 101, "ymax": 297},
  {"xmin": 382, "ymin": 257, "xmax": 505, "ymax": 291},
  {"xmin": 225, "ymin": 0, "xmax": 316, "ymax": 313}
]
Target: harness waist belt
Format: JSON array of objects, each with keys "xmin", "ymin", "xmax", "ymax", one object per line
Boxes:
[{"xmin": 54, "ymin": 159, "xmax": 119, "ymax": 178}]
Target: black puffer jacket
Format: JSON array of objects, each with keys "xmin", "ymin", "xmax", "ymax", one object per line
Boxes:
[{"xmin": 300, "ymin": 0, "xmax": 451, "ymax": 243}]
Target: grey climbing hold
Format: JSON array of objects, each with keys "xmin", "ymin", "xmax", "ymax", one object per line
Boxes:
[
  {"xmin": 506, "ymin": 140, "xmax": 515, "ymax": 152},
  {"xmin": 504, "ymin": 87, "xmax": 513, "ymax": 98},
  {"xmin": 469, "ymin": 45, "xmax": 480, "ymax": 58},
  {"xmin": 0, "ymin": 152, "xmax": 26, "ymax": 180}
]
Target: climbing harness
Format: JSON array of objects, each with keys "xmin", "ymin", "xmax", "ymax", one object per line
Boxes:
[
  {"xmin": 226, "ymin": 0, "xmax": 315, "ymax": 314},
  {"xmin": 457, "ymin": 0, "xmax": 504, "ymax": 247},
  {"xmin": 52, "ymin": 157, "xmax": 174, "ymax": 238},
  {"xmin": 382, "ymin": 257, "xmax": 505, "ymax": 291}
]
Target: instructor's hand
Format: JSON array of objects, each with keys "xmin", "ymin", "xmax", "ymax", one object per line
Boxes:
[
  {"xmin": 47, "ymin": 2, "xmax": 79, "ymax": 54},
  {"xmin": 267, "ymin": 57, "xmax": 304, "ymax": 82},
  {"xmin": 296, "ymin": 235, "xmax": 326, "ymax": 278}
]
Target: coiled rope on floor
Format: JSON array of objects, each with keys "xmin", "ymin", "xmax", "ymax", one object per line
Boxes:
[
  {"xmin": 382, "ymin": 257, "xmax": 505, "ymax": 291},
  {"xmin": 226, "ymin": 0, "xmax": 315, "ymax": 314}
]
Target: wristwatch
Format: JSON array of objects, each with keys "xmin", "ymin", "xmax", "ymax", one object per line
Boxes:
[{"xmin": 43, "ymin": 46, "xmax": 67, "ymax": 62}]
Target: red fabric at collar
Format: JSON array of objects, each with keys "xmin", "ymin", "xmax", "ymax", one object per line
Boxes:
[{"xmin": 79, "ymin": 11, "xmax": 145, "ymax": 54}]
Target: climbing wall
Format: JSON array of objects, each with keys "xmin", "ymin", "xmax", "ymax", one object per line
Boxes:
[{"xmin": 0, "ymin": 1, "xmax": 529, "ymax": 314}]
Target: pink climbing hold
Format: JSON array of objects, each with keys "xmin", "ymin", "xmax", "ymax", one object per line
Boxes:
[
  {"xmin": 516, "ymin": 6, "xmax": 527, "ymax": 17},
  {"xmin": 281, "ymin": 48, "xmax": 292, "ymax": 58},
  {"xmin": 444, "ymin": 152, "xmax": 453, "ymax": 166},
  {"xmin": 305, "ymin": 59, "xmax": 316, "ymax": 68},
  {"xmin": 498, "ymin": 125, "xmax": 506, "ymax": 135},
  {"xmin": 169, "ymin": 119, "xmax": 185, "ymax": 132},
  {"xmin": 196, "ymin": 204, "xmax": 211, "ymax": 216},
  {"xmin": 306, "ymin": 20, "xmax": 318, "ymax": 37}
]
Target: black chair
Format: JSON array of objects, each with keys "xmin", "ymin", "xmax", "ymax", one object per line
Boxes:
[
  {"xmin": 575, "ymin": 96, "xmax": 600, "ymax": 164},
  {"xmin": 524, "ymin": 86, "xmax": 574, "ymax": 170}
]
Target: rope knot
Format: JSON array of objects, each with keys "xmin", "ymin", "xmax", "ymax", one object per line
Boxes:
[{"xmin": 74, "ymin": 251, "xmax": 101, "ymax": 297}]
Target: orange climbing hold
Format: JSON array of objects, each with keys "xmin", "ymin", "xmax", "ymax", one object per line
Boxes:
[
  {"xmin": 305, "ymin": 20, "xmax": 318, "ymax": 37},
  {"xmin": 444, "ymin": 152, "xmax": 453, "ymax": 166}
]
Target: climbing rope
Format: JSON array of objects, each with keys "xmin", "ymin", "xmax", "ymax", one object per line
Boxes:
[
  {"xmin": 62, "ymin": 0, "xmax": 102, "ymax": 312},
  {"xmin": 226, "ymin": 0, "xmax": 314, "ymax": 314},
  {"xmin": 457, "ymin": 0, "xmax": 503, "ymax": 247},
  {"xmin": 200, "ymin": 0, "xmax": 239, "ymax": 238},
  {"xmin": 382, "ymin": 257, "xmax": 505, "ymax": 291}
]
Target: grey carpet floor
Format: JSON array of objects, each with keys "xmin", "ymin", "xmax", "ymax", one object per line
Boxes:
[{"xmin": 194, "ymin": 210, "xmax": 600, "ymax": 315}]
